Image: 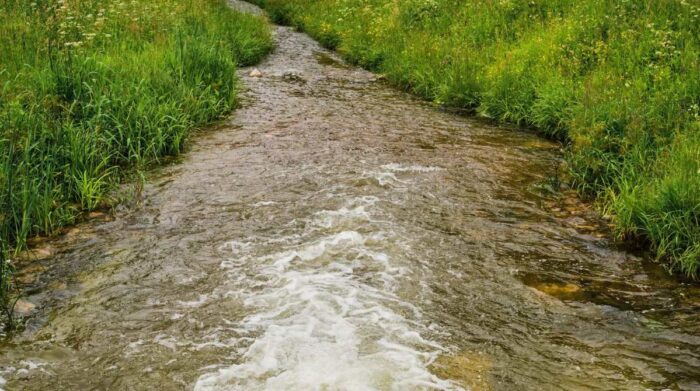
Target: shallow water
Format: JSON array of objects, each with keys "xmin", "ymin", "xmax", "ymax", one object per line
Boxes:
[{"xmin": 2, "ymin": 2, "xmax": 699, "ymax": 390}]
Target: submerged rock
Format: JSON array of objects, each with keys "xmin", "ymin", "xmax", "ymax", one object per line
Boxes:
[
  {"xmin": 430, "ymin": 351, "xmax": 493, "ymax": 391},
  {"xmin": 531, "ymin": 282, "xmax": 582, "ymax": 299},
  {"xmin": 47, "ymin": 280, "xmax": 68, "ymax": 291},
  {"xmin": 16, "ymin": 263, "xmax": 46, "ymax": 284},
  {"xmin": 13, "ymin": 299, "xmax": 36, "ymax": 316},
  {"xmin": 282, "ymin": 71, "xmax": 305, "ymax": 83},
  {"xmin": 18, "ymin": 246, "xmax": 54, "ymax": 261}
]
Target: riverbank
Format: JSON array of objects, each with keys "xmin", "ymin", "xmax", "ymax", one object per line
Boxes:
[
  {"xmin": 1, "ymin": 3, "xmax": 698, "ymax": 385},
  {"xmin": 0, "ymin": 0, "xmax": 272, "ymax": 320},
  {"xmin": 249, "ymin": 0, "xmax": 700, "ymax": 278}
]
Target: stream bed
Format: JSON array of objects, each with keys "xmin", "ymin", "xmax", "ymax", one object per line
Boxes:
[{"xmin": 1, "ymin": 2, "xmax": 699, "ymax": 389}]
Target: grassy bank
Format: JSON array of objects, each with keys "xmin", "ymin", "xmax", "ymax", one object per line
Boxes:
[
  {"xmin": 0, "ymin": 0, "xmax": 272, "ymax": 320},
  {"xmin": 251, "ymin": 0, "xmax": 700, "ymax": 277}
]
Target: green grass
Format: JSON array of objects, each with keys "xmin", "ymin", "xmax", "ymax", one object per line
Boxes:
[
  {"xmin": 0, "ymin": 0, "xmax": 272, "ymax": 323},
  {"xmin": 250, "ymin": 0, "xmax": 700, "ymax": 278}
]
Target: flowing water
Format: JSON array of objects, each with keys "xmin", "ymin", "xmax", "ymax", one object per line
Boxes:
[{"xmin": 2, "ymin": 2, "xmax": 700, "ymax": 390}]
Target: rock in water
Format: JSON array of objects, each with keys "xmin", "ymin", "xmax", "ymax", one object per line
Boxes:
[
  {"xmin": 249, "ymin": 68, "xmax": 263, "ymax": 78},
  {"xmin": 282, "ymin": 71, "xmax": 305, "ymax": 83},
  {"xmin": 430, "ymin": 351, "xmax": 494, "ymax": 391},
  {"xmin": 532, "ymin": 282, "xmax": 582, "ymax": 299},
  {"xmin": 14, "ymin": 299, "xmax": 36, "ymax": 316}
]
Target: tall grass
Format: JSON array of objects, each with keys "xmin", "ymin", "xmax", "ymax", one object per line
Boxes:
[
  {"xmin": 251, "ymin": 0, "xmax": 700, "ymax": 278},
  {"xmin": 0, "ymin": 0, "xmax": 272, "ymax": 323}
]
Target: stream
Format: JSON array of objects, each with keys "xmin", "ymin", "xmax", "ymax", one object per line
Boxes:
[{"xmin": 1, "ymin": 1, "xmax": 699, "ymax": 389}]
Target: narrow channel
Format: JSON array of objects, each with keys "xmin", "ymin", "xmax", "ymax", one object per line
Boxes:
[{"xmin": 1, "ymin": 1, "xmax": 698, "ymax": 389}]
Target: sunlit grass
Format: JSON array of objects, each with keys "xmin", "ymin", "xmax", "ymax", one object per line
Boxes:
[
  {"xmin": 251, "ymin": 0, "xmax": 700, "ymax": 277},
  {"xmin": 0, "ymin": 0, "xmax": 272, "ymax": 319}
]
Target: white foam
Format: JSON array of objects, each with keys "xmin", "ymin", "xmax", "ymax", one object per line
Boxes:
[
  {"xmin": 0, "ymin": 366, "xmax": 14, "ymax": 391},
  {"xmin": 195, "ymin": 198, "xmax": 461, "ymax": 391},
  {"xmin": 359, "ymin": 163, "xmax": 442, "ymax": 189},
  {"xmin": 2, "ymin": 360, "xmax": 49, "ymax": 383},
  {"xmin": 362, "ymin": 170, "xmax": 404, "ymax": 187},
  {"xmin": 177, "ymin": 294, "xmax": 210, "ymax": 308},
  {"xmin": 128, "ymin": 339, "xmax": 144, "ymax": 349},
  {"xmin": 252, "ymin": 201, "xmax": 277, "ymax": 207},
  {"xmin": 381, "ymin": 163, "xmax": 443, "ymax": 173},
  {"xmin": 154, "ymin": 333, "xmax": 179, "ymax": 351}
]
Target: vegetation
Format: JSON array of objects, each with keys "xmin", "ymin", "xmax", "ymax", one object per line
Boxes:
[
  {"xmin": 250, "ymin": 0, "xmax": 700, "ymax": 277},
  {"xmin": 0, "ymin": 0, "xmax": 272, "ymax": 323}
]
